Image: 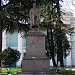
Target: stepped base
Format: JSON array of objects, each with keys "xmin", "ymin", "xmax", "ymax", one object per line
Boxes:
[
  {"xmin": 18, "ymin": 72, "xmax": 55, "ymax": 75},
  {"xmin": 21, "ymin": 57, "xmax": 50, "ymax": 72}
]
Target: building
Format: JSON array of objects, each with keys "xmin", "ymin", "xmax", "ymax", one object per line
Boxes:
[{"xmin": 70, "ymin": 17, "xmax": 75, "ymax": 66}]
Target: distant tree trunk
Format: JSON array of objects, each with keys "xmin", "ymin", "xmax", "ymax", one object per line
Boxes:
[
  {"xmin": 46, "ymin": 1, "xmax": 57, "ymax": 69},
  {"xmin": 47, "ymin": 24, "xmax": 57, "ymax": 69},
  {"xmin": 0, "ymin": 1, "xmax": 2, "ymax": 72},
  {"xmin": 56, "ymin": 0, "xmax": 64, "ymax": 73},
  {"xmin": 56, "ymin": 0, "xmax": 64, "ymax": 68},
  {"xmin": 50, "ymin": 25, "xmax": 57, "ymax": 72},
  {"xmin": 57, "ymin": 38, "xmax": 64, "ymax": 67},
  {"xmin": 0, "ymin": 17, "xmax": 2, "ymax": 66}
]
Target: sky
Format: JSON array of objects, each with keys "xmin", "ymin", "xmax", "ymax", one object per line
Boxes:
[
  {"xmin": 60, "ymin": 0, "xmax": 75, "ymax": 17},
  {"xmin": 1, "ymin": 0, "xmax": 75, "ymax": 17},
  {"xmin": 1, "ymin": 0, "xmax": 9, "ymax": 6}
]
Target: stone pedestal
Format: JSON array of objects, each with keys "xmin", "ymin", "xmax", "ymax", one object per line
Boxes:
[{"xmin": 21, "ymin": 30, "xmax": 50, "ymax": 74}]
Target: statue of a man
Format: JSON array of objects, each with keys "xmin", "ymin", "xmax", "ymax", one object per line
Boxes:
[{"xmin": 29, "ymin": 2, "xmax": 41, "ymax": 30}]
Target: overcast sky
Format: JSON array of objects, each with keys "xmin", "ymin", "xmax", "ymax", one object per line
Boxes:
[
  {"xmin": 1, "ymin": 0, "xmax": 9, "ymax": 6},
  {"xmin": 60, "ymin": 0, "xmax": 75, "ymax": 17}
]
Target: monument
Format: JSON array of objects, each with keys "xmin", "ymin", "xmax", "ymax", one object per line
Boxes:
[{"xmin": 20, "ymin": 1, "xmax": 50, "ymax": 75}]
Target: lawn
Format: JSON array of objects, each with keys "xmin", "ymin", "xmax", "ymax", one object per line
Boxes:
[
  {"xmin": 1, "ymin": 68, "xmax": 22, "ymax": 74},
  {"xmin": 50, "ymin": 68, "xmax": 75, "ymax": 74},
  {"xmin": 1, "ymin": 68, "xmax": 75, "ymax": 74}
]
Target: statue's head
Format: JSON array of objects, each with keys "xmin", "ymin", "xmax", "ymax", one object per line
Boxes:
[
  {"xmin": 33, "ymin": 2, "xmax": 36, "ymax": 7},
  {"xmin": 32, "ymin": 0, "xmax": 36, "ymax": 7}
]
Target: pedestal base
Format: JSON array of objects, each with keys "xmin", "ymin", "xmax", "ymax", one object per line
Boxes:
[
  {"xmin": 22, "ymin": 57, "xmax": 50, "ymax": 72},
  {"xmin": 18, "ymin": 72, "xmax": 58, "ymax": 75},
  {"xmin": 18, "ymin": 72, "xmax": 52, "ymax": 75},
  {"xmin": 21, "ymin": 30, "xmax": 50, "ymax": 74}
]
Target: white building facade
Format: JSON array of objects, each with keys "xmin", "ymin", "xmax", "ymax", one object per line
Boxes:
[{"xmin": 70, "ymin": 17, "xmax": 75, "ymax": 66}]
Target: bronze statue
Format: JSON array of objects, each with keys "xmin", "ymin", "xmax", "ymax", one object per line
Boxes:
[{"xmin": 29, "ymin": 2, "xmax": 41, "ymax": 30}]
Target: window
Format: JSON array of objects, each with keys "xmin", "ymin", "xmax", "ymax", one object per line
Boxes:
[
  {"xmin": 6, "ymin": 32, "xmax": 18, "ymax": 47},
  {"xmin": 22, "ymin": 37, "xmax": 26, "ymax": 48}
]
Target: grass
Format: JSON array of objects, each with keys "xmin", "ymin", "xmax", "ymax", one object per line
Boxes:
[
  {"xmin": 64, "ymin": 69, "xmax": 75, "ymax": 74},
  {"xmin": 1, "ymin": 68, "xmax": 21, "ymax": 74},
  {"xmin": 50, "ymin": 68, "xmax": 75, "ymax": 74},
  {"xmin": 1, "ymin": 68, "xmax": 75, "ymax": 74}
]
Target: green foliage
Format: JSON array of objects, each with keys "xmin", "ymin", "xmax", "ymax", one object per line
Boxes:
[
  {"xmin": 0, "ymin": 0, "xmax": 32, "ymax": 33},
  {"xmin": 39, "ymin": 0, "xmax": 71, "ymax": 67},
  {"xmin": 1, "ymin": 68, "xmax": 21, "ymax": 74},
  {"xmin": 1, "ymin": 0, "xmax": 63, "ymax": 33},
  {"xmin": 0, "ymin": 0, "xmax": 63, "ymax": 33},
  {"xmin": 50, "ymin": 68, "xmax": 75, "ymax": 74},
  {"xmin": 0, "ymin": 47, "xmax": 21, "ymax": 67},
  {"xmin": 54, "ymin": 27, "xmax": 70, "ymax": 58},
  {"xmin": 64, "ymin": 69, "xmax": 75, "ymax": 74}
]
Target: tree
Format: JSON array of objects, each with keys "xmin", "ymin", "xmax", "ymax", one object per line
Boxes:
[
  {"xmin": 39, "ymin": 0, "xmax": 72, "ymax": 71},
  {"xmin": 0, "ymin": 0, "xmax": 31, "ymax": 69},
  {"xmin": 0, "ymin": 47, "xmax": 20, "ymax": 73},
  {"xmin": 40, "ymin": 0, "xmax": 58, "ymax": 70}
]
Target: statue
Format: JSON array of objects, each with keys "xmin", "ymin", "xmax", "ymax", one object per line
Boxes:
[{"xmin": 29, "ymin": 2, "xmax": 41, "ymax": 30}]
